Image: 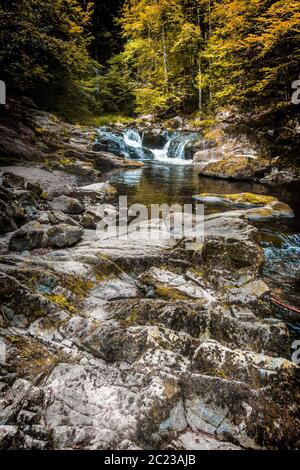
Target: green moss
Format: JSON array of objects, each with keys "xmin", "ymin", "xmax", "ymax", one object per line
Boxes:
[
  {"xmin": 125, "ymin": 309, "xmax": 139, "ymax": 324},
  {"xmin": 155, "ymin": 286, "xmax": 188, "ymax": 301},
  {"xmin": 35, "ymin": 127, "xmax": 47, "ymax": 135},
  {"xmin": 6, "ymin": 334, "xmax": 70, "ymax": 380},
  {"xmin": 63, "ymin": 275, "xmax": 94, "ymax": 298},
  {"xmin": 45, "ymin": 294, "xmax": 77, "ymax": 313},
  {"xmin": 189, "ymin": 267, "xmax": 204, "ymax": 277}
]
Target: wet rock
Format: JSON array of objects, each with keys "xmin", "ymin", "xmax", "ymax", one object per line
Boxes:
[
  {"xmin": 142, "ymin": 130, "xmax": 167, "ymax": 149},
  {"xmin": 47, "ymin": 224, "xmax": 84, "ymax": 248},
  {"xmin": 195, "ymin": 193, "xmax": 294, "ymax": 221},
  {"xmin": 51, "ymin": 196, "xmax": 84, "ymax": 215},
  {"xmin": 260, "ymin": 170, "xmax": 300, "ymax": 185},
  {"xmin": 2, "ymin": 172, "xmax": 25, "ymax": 189},
  {"xmin": 9, "ymin": 221, "xmax": 48, "ymax": 251}
]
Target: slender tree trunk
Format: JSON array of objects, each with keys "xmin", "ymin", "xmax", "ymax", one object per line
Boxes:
[
  {"xmin": 162, "ymin": 25, "xmax": 169, "ymax": 89},
  {"xmin": 208, "ymin": 0, "xmax": 212, "ymax": 101},
  {"xmin": 198, "ymin": 59, "xmax": 202, "ymax": 114},
  {"xmin": 197, "ymin": 5, "xmax": 202, "ymax": 114}
]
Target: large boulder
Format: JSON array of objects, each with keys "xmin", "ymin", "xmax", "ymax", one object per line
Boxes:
[
  {"xmin": 47, "ymin": 224, "xmax": 84, "ymax": 248},
  {"xmin": 51, "ymin": 195, "xmax": 84, "ymax": 215},
  {"xmin": 194, "ymin": 135, "xmax": 271, "ymax": 180},
  {"xmin": 198, "ymin": 156, "xmax": 270, "ymax": 180},
  {"xmin": 202, "ymin": 216, "xmax": 264, "ymax": 273},
  {"xmin": 9, "ymin": 221, "xmax": 48, "ymax": 251}
]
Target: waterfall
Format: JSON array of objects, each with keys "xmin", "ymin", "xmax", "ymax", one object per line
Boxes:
[
  {"xmin": 124, "ymin": 128, "xmax": 143, "ymax": 149},
  {"xmin": 95, "ymin": 127, "xmax": 199, "ymax": 164}
]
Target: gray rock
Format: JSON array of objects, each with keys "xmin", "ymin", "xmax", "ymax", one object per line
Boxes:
[
  {"xmin": 48, "ymin": 210, "xmax": 79, "ymax": 227},
  {"xmin": 2, "ymin": 172, "xmax": 25, "ymax": 189},
  {"xmin": 51, "ymin": 195, "xmax": 84, "ymax": 215},
  {"xmin": 9, "ymin": 221, "xmax": 48, "ymax": 251},
  {"xmin": 47, "ymin": 224, "xmax": 84, "ymax": 248}
]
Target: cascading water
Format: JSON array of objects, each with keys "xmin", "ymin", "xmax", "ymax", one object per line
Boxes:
[
  {"xmin": 263, "ymin": 233, "xmax": 300, "ymax": 279},
  {"xmin": 95, "ymin": 127, "xmax": 199, "ymax": 163},
  {"xmin": 123, "ymin": 128, "xmax": 145, "ymax": 159},
  {"xmin": 124, "ymin": 128, "xmax": 143, "ymax": 148},
  {"xmin": 262, "ymin": 232, "xmax": 300, "ymax": 311}
]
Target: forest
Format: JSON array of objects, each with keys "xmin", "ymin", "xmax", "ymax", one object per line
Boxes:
[{"xmin": 1, "ymin": 0, "xmax": 299, "ymax": 124}]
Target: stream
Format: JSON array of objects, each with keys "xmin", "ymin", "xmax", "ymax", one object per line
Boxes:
[{"xmin": 96, "ymin": 127, "xmax": 300, "ymax": 332}]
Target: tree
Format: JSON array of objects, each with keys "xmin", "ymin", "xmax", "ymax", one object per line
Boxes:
[{"xmin": 0, "ymin": 0, "xmax": 96, "ymax": 119}]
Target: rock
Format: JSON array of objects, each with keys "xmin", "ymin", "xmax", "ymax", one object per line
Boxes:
[
  {"xmin": 79, "ymin": 211, "xmax": 103, "ymax": 230},
  {"xmin": 0, "ymin": 211, "xmax": 17, "ymax": 234},
  {"xmin": 203, "ymin": 216, "xmax": 263, "ymax": 272},
  {"xmin": 164, "ymin": 116, "xmax": 183, "ymax": 130},
  {"xmin": 0, "ymin": 179, "xmax": 300, "ymax": 451},
  {"xmin": 194, "ymin": 193, "xmax": 294, "ymax": 221},
  {"xmin": 25, "ymin": 181, "xmax": 43, "ymax": 196},
  {"xmin": 260, "ymin": 169, "xmax": 300, "ymax": 185},
  {"xmin": 0, "ymin": 426, "xmax": 18, "ymax": 449},
  {"xmin": 198, "ymin": 156, "xmax": 270, "ymax": 180},
  {"xmin": 9, "ymin": 221, "xmax": 48, "ymax": 251},
  {"xmin": 142, "ymin": 130, "xmax": 167, "ymax": 149},
  {"xmin": 47, "ymin": 224, "xmax": 84, "ymax": 248},
  {"xmin": 4, "ymin": 200, "xmax": 26, "ymax": 220},
  {"xmin": 2, "ymin": 172, "xmax": 25, "ymax": 189},
  {"xmin": 77, "ymin": 182, "xmax": 117, "ymax": 201},
  {"xmin": 10, "ymin": 190, "xmax": 37, "ymax": 206},
  {"xmin": 193, "ymin": 147, "xmax": 224, "ymax": 168},
  {"xmin": 65, "ymin": 148, "xmax": 144, "ymax": 169},
  {"xmin": 1, "ymin": 305, "xmax": 15, "ymax": 321},
  {"xmin": 63, "ymin": 160, "xmax": 100, "ymax": 179},
  {"xmin": 51, "ymin": 196, "xmax": 84, "ymax": 215},
  {"xmin": 176, "ymin": 430, "xmax": 242, "ymax": 450},
  {"xmin": 47, "ymin": 211, "xmax": 80, "ymax": 227},
  {"xmin": 139, "ymin": 267, "xmax": 215, "ymax": 305}
]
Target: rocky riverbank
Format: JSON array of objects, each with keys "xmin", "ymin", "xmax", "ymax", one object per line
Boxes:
[{"xmin": 0, "ymin": 163, "xmax": 299, "ymax": 450}]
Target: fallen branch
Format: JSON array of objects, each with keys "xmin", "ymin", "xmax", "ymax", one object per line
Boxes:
[{"xmin": 271, "ymin": 297, "xmax": 300, "ymax": 315}]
